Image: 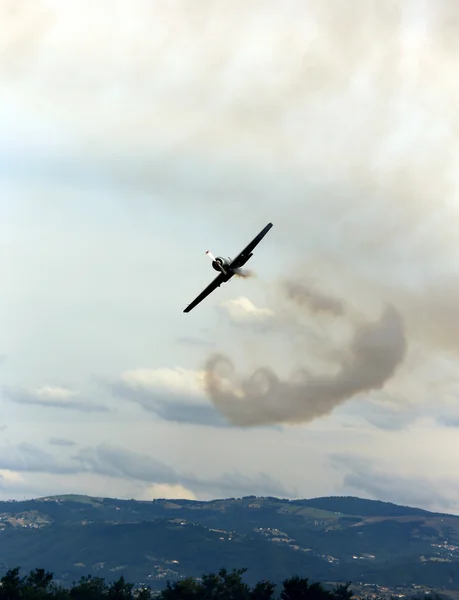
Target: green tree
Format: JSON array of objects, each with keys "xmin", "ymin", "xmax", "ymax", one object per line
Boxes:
[
  {"xmin": 160, "ymin": 577, "xmax": 202, "ymax": 600},
  {"xmin": 200, "ymin": 568, "xmax": 250, "ymax": 600},
  {"xmin": 159, "ymin": 568, "xmax": 251, "ymax": 600},
  {"xmin": 70, "ymin": 575, "xmax": 108, "ymax": 600},
  {"xmin": 281, "ymin": 576, "xmax": 332, "ymax": 600},
  {"xmin": 133, "ymin": 587, "xmax": 153, "ymax": 600},
  {"xmin": 332, "ymin": 583, "xmax": 353, "ymax": 600},
  {"xmin": 23, "ymin": 568, "xmax": 56, "ymax": 599},
  {"xmin": 107, "ymin": 576, "xmax": 134, "ymax": 600},
  {"xmin": 0, "ymin": 567, "xmax": 24, "ymax": 600},
  {"xmin": 250, "ymin": 580, "xmax": 276, "ymax": 600}
]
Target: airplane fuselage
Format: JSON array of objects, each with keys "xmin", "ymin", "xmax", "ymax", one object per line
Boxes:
[
  {"xmin": 183, "ymin": 223, "xmax": 272, "ymax": 313},
  {"xmin": 206, "ymin": 251, "xmax": 253, "ymax": 274},
  {"xmin": 211, "ymin": 256, "xmax": 229, "ymax": 272}
]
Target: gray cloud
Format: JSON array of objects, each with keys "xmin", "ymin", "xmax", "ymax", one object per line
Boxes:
[
  {"xmin": 49, "ymin": 437, "xmax": 77, "ymax": 447},
  {"xmin": 434, "ymin": 396, "xmax": 459, "ymax": 428},
  {"xmin": 0, "ymin": 440, "xmax": 291, "ymax": 499},
  {"xmin": 106, "ymin": 380, "xmax": 230, "ymax": 427},
  {"xmin": 73, "ymin": 444, "xmax": 178, "ymax": 484},
  {"xmin": 72, "ymin": 443, "xmax": 292, "ymax": 498},
  {"xmin": 204, "ymin": 300, "xmax": 407, "ymax": 426},
  {"xmin": 176, "ymin": 337, "xmax": 214, "ymax": 348},
  {"xmin": 2, "ymin": 385, "xmax": 110, "ymax": 414},
  {"xmin": 330, "ymin": 453, "xmax": 454, "ymax": 512},
  {"xmin": 362, "ymin": 405, "xmax": 419, "ymax": 431},
  {"xmin": 106, "ymin": 378, "xmax": 283, "ymax": 430},
  {"xmin": 341, "ymin": 395, "xmax": 421, "ymax": 431},
  {"xmin": 0, "ymin": 442, "xmax": 78, "ymax": 475},
  {"xmin": 189, "ymin": 470, "xmax": 294, "ymax": 500},
  {"xmin": 437, "ymin": 416, "xmax": 459, "ymax": 428}
]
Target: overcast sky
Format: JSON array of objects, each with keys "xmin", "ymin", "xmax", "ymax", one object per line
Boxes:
[{"xmin": 1, "ymin": 0, "xmax": 459, "ymax": 512}]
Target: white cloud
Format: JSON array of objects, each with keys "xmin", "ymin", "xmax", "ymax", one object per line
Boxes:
[
  {"xmin": 219, "ymin": 297, "xmax": 274, "ymax": 324},
  {"xmin": 2, "ymin": 385, "xmax": 109, "ymax": 413},
  {"xmin": 34, "ymin": 385, "xmax": 78, "ymax": 402},
  {"xmin": 120, "ymin": 367, "xmax": 206, "ymax": 399},
  {"xmin": 140, "ymin": 483, "xmax": 197, "ymax": 501},
  {"xmin": 0, "ymin": 469, "xmax": 24, "ymax": 485}
]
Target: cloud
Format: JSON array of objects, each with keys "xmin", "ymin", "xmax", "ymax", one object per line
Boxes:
[
  {"xmin": 337, "ymin": 349, "xmax": 459, "ymax": 431},
  {"xmin": 350, "ymin": 399, "xmax": 419, "ymax": 432},
  {"xmin": 438, "ymin": 415, "xmax": 459, "ymax": 428},
  {"xmin": 119, "ymin": 367, "xmax": 205, "ymax": 398},
  {"xmin": 106, "ymin": 368, "xmax": 255, "ymax": 428},
  {"xmin": 73, "ymin": 444, "xmax": 178, "ymax": 484},
  {"xmin": 0, "ymin": 441, "xmax": 291, "ymax": 499},
  {"xmin": 433, "ymin": 390, "xmax": 459, "ymax": 428},
  {"xmin": 0, "ymin": 0, "xmax": 55, "ymax": 78},
  {"xmin": 72, "ymin": 443, "xmax": 292, "ymax": 499},
  {"xmin": 140, "ymin": 483, "xmax": 197, "ymax": 501},
  {"xmin": 330, "ymin": 453, "xmax": 455, "ymax": 512},
  {"xmin": 176, "ymin": 336, "xmax": 214, "ymax": 348},
  {"xmin": 191, "ymin": 470, "xmax": 295, "ymax": 500},
  {"xmin": 0, "ymin": 469, "xmax": 27, "ymax": 495},
  {"xmin": 106, "ymin": 366, "xmax": 284, "ymax": 429},
  {"xmin": 0, "ymin": 443, "xmax": 77, "ymax": 475},
  {"xmin": 2, "ymin": 385, "xmax": 110, "ymax": 413},
  {"xmin": 219, "ymin": 297, "xmax": 275, "ymax": 326},
  {"xmin": 0, "ymin": 469, "xmax": 24, "ymax": 486},
  {"xmin": 49, "ymin": 437, "xmax": 77, "ymax": 447},
  {"xmin": 204, "ymin": 294, "xmax": 406, "ymax": 426},
  {"xmin": 104, "ymin": 367, "xmax": 230, "ymax": 427}
]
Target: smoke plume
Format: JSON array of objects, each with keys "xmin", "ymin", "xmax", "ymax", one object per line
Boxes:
[
  {"xmin": 283, "ymin": 280, "xmax": 345, "ymax": 316},
  {"xmin": 234, "ymin": 268, "xmax": 255, "ymax": 279},
  {"xmin": 204, "ymin": 281, "xmax": 406, "ymax": 426}
]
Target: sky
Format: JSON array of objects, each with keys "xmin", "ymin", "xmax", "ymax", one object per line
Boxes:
[{"xmin": 1, "ymin": 0, "xmax": 459, "ymax": 512}]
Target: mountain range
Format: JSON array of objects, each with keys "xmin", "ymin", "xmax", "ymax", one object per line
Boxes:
[{"xmin": 0, "ymin": 494, "xmax": 458, "ymax": 594}]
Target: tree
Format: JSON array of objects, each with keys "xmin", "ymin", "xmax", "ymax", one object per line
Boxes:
[
  {"xmin": 160, "ymin": 577, "xmax": 202, "ymax": 600},
  {"xmin": 332, "ymin": 583, "xmax": 353, "ymax": 600},
  {"xmin": 70, "ymin": 575, "xmax": 108, "ymax": 600},
  {"xmin": 107, "ymin": 576, "xmax": 134, "ymax": 600},
  {"xmin": 159, "ymin": 568, "xmax": 251, "ymax": 600},
  {"xmin": 0, "ymin": 567, "xmax": 24, "ymax": 600},
  {"xmin": 201, "ymin": 568, "xmax": 250, "ymax": 600},
  {"xmin": 250, "ymin": 580, "xmax": 276, "ymax": 600},
  {"xmin": 23, "ymin": 568, "xmax": 56, "ymax": 599},
  {"xmin": 134, "ymin": 587, "xmax": 153, "ymax": 600},
  {"xmin": 281, "ymin": 576, "xmax": 332, "ymax": 600}
]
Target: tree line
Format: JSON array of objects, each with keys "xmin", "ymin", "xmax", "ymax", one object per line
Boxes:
[{"xmin": 0, "ymin": 566, "xmax": 440, "ymax": 600}]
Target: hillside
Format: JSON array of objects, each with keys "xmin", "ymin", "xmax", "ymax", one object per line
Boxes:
[{"xmin": 0, "ymin": 495, "xmax": 458, "ymax": 592}]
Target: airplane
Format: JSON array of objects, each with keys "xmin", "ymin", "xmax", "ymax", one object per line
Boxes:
[{"xmin": 183, "ymin": 222, "xmax": 273, "ymax": 313}]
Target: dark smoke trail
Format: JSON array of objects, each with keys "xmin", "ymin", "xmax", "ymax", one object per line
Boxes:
[
  {"xmin": 234, "ymin": 268, "xmax": 255, "ymax": 279},
  {"xmin": 204, "ymin": 300, "xmax": 406, "ymax": 426}
]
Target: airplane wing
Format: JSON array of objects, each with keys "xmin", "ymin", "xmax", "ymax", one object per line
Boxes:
[
  {"xmin": 183, "ymin": 272, "xmax": 227, "ymax": 313},
  {"xmin": 229, "ymin": 222, "xmax": 273, "ymax": 269}
]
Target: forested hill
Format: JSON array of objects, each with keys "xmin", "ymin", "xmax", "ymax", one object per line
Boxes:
[{"xmin": 0, "ymin": 494, "xmax": 458, "ymax": 593}]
